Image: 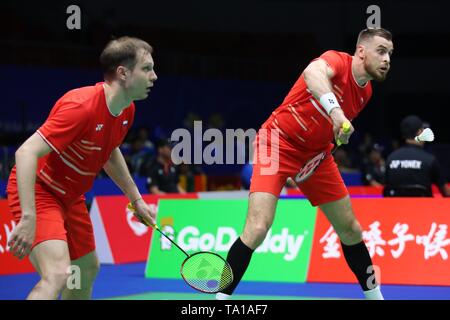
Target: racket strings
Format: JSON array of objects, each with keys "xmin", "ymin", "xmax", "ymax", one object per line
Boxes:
[{"xmin": 181, "ymin": 252, "xmax": 233, "ymax": 293}]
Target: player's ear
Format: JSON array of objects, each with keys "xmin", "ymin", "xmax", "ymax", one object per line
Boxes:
[
  {"xmin": 116, "ymin": 65, "xmax": 129, "ymax": 81},
  {"xmin": 355, "ymin": 44, "xmax": 365, "ymax": 59}
]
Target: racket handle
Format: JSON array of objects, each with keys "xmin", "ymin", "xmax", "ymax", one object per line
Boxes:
[
  {"xmin": 336, "ymin": 121, "xmax": 351, "ymax": 146},
  {"xmin": 127, "ymin": 202, "xmax": 189, "ymax": 257},
  {"xmin": 127, "ymin": 202, "xmax": 158, "ymax": 228}
]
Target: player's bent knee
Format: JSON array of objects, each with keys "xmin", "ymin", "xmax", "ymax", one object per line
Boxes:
[
  {"xmin": 338, "ymin": 220, "xmax": 363, "ymax": 245},
  {"xmin": 42, "ymin": 270, "xmax": 71, "ymax": 290},
  {"xmin": 252, "ymin": 223, "xmax": 270, "ymax": 242},
  {"xmin": 75, "ymin": 257, "xmax": 100, "ymax": 284},
  {"xmin": 242, "ymin": 223, "xmax": 270, "ymax": 249}
]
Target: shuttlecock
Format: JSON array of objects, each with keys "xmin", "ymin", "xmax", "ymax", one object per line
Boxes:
[{"xmin": 415, "ymin": 128, "xmax": 434, "ymax": 142}]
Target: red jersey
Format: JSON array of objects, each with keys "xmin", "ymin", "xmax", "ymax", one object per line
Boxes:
[
  {"xmin": 263, "ymin": 50, "xmax": 372, "ymax": 151},
  {"xmin": 8, "ymin": 82, "xmax": 135, "ymax": 204}
]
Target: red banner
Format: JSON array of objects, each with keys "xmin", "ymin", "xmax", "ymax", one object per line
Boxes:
[
  {"xmin": 307, "ymin": 198, "xmax": 450, "ymax": 286},
  {"xmin": 286, "ymin": 185, "xmax": 449, "ymax": 197},
  {"xmin": 91, "ymin": 193, "xmax": 198, "ymax": 264},
  {"xmin": 0, "ymin": 200, "xmax": 35, "ymax": 275}
]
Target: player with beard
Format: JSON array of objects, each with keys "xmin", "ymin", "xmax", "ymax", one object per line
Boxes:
[{"xmin": 217, "ymin": 28, "xmax": 393, "ymax": 300}]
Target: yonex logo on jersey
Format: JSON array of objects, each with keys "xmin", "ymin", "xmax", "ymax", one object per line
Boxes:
[
  {"xmin": 389, "ymin": 160, "xmax": 422, "ymax": 170},
  {"xmin": 96, "ymin": 124, "xmax": 104, "ymax": 132}
]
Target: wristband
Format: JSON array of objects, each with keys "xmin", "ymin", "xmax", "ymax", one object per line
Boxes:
[{"xmin": 319, "ymin": 92, "xmax": 341, "ymax": 115}]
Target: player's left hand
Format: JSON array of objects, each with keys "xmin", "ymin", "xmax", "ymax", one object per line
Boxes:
[{"xmin": 132, "ymin": 198, "xmax": 157, "ymax": 227}]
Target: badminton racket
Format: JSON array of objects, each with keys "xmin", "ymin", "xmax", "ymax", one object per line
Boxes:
[{"xmin": 127, "ymin": 203, "xmax": 233, "ymax": 294}]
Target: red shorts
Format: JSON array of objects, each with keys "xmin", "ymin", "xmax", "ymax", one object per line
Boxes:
[
  {"xmin": 250, "ymin": 129, "xmax": 348, "ymax": 206},
  {"xmin": 7, "ymin": 180, "xmax": 95, "ymax": 260}
]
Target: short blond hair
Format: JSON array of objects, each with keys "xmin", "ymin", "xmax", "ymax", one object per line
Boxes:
[
  {"xmin": 357, "ymin": 28, "xmax": 392, "ymax": 45},
  {"xmin": 100, "ymin": 36, "xmax": 153, "ymax": 80}
]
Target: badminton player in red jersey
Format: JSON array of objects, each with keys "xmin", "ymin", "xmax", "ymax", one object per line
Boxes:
[
  {"xmin": 217, "ymin": 28, "xmax": 393, "ymax": 300},
  {"xmin": 6, "ymin": 37, "xmax": 158, "ymax": 299}
]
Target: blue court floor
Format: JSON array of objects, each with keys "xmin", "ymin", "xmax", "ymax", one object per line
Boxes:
[{"xmin": 1, "ymin": 262, "xmax": 449, "ymax": 300}]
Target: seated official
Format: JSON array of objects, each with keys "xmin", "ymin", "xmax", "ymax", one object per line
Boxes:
[
  {"xmin": 140, "ymin": 139, "xmax": 186, "ymax": 194},
  {"xmin": 384, "ymin": 115, "xmax": 450, "ymax": 197}
]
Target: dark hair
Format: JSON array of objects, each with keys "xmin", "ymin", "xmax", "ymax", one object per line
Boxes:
[
  {"xmin": 100, "ymin": 36, "xmax": 153, "ymax": 80},
  {"xmin": 401, "ymin": 115, "xmax": 423, "ymax": 140},
  {"xmin": 156, "ymin": 138, "xmax": 171, "ymax": 149},
  {"xmin": 357, "ymin": 27, "xmax": 392, "ymax": 45}
]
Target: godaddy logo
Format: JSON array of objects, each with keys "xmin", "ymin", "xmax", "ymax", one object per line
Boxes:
[{"xmin": 168, "ymin": 226, "xmax": 307, "ymax": 261}]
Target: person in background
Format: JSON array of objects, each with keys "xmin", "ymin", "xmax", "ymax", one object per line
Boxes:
[
  {"xmin": 361, "ymin": 143, "xmax": 385, "ymax": 186},
  {"xmin": 136, "ymin": 126, "xmax": 155, "ymax": 152},
  {"xmin": 140, "ymin": 139, "xmax": 186, "ymax": 194},
  {"xmin": 384, "ymin": 115, "xmax": 450, "ymax": 197},
  {"xmin": 334, "ymin": 148, "xmax": 360, "ymax": 173}
]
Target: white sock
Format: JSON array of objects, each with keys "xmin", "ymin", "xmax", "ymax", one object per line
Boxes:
[
  {"xmin": 364, "ymin": 286, "xmax": 384, "ymax": 300},
  {"xmin": 216, "ymin": 292, "xmax": 232, "ymax": 300}
]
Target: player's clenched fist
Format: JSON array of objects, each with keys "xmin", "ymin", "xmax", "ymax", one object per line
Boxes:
[
  {"xmin": 132, "ymin": 198, "xmax": 157, "ymax": 227},
  {"xmin": 330, "ymin": 108, "xmax": 354, "ymax": 145}
]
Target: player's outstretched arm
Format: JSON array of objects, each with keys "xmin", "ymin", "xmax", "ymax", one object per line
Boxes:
[
  {"xmin": 303, "ymin": 59, "xmax": 354, "ymax": 144},
  {"xmin": 8, "ymin": 132, "xmax": 53, "ymax": 259},
  {"xmin": 303, "ymin": 59, "xmax": 336, "ymax": 100},
  {"xmin": 103, "ymin": 147, "xmax": 156, "ymax": 225}
]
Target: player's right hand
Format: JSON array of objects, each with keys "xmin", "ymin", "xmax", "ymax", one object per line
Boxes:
[
  {"xmin": 8, "ymin": 215, "xmax": 36, "ymax": 260},
  {"xmin": 132, "ymin": 198, "xmax": 157, "ymax": 227},
  {"xmin": 330, "ymin": 108, "xmax": 354, "ymax": 145}
]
